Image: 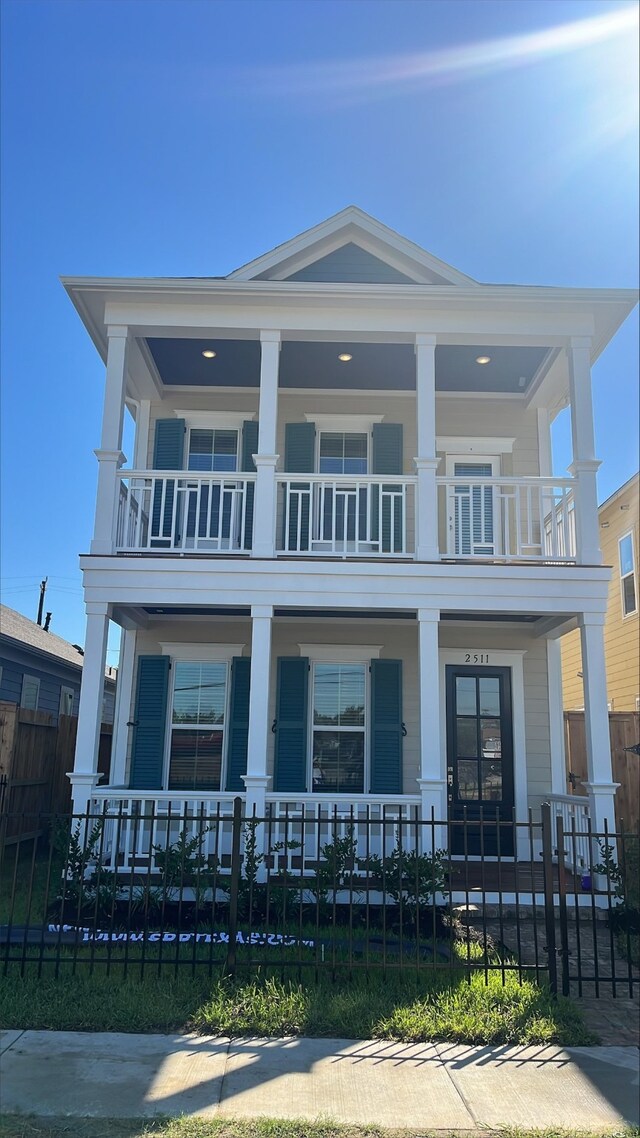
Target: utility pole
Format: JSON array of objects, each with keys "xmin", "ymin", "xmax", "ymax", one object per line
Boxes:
[{"xmin": 36, "ymin": 578, "xmax": 48, "ymax": 626}]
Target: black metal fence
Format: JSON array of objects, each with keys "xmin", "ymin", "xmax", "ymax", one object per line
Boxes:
[{"xmin": 0, "ymin": 799, "xmax": 637, "ymax": 997}]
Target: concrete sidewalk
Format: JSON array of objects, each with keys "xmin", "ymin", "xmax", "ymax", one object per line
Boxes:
[{"xmin": 1, "ymin": 1029, "xmax": 638, "ymax": 1131}]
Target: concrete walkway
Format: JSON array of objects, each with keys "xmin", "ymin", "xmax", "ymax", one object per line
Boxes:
[{"xmin": 1, "ymin": 1029, "xmax": 638, "ymax": 1131}]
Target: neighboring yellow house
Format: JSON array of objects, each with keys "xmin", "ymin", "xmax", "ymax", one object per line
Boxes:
[{"xmin": 562, "ymin": 473, "xmax": 639, "ymax": 711}]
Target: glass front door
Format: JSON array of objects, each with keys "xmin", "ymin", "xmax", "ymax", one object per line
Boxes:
[{"xmin": 446, "ymin": 665, "xmax": 515, "ymax": 855}]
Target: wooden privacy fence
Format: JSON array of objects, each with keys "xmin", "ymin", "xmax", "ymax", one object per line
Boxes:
[
  {"xmin": 564, "ymin": 710, "xmax": 640, "ymax": 834},
  {"xmin": 0, "ymin": 701, "xmax": 112, "ymax": 842}
]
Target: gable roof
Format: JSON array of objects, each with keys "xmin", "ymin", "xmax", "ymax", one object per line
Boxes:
[
  {"xmin": 0, "ymin": 604, "xmax": 116, "ymax": 683},
  {"xmin": 227, "ymin": 206, "xmax": 477, "ymax": 286}
]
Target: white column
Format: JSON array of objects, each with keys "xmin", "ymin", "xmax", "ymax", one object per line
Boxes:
[
  {"xmin": 251, "ymin": 331, "xmax": 280, "ymax": 559},
  {"xmin": 567, "ymin": 337, "xmax": 602, "ymax": 565},
  {"xmin": 133, "ymin": 399, "xmax": 151, "ymax": 469},
  {"xmin": 546, "ymin": 638, "xmax": 567, "ymax": 795},
  {"xmin": 417, "ymin": 609, "xmax": 446, "ymax": 851},
  {"xmin": 243, "ymin": 605, "xmax": 273, "ymax": 820},
  {"xmin": 109, "ymin": 628, "xmax": 137, "ymax": 786},
  {"xmin": 69, "ymin": 602, "xmax": 110, "ymax": 813},
  {"xmin": 414, "ymin": 334, "xmax": 439, "ymax": 561},
  {"xmin": 92, "ymin": 326, "xmax": 129, "ymax": 554},
  {"xmin": 579, "ymin": 614, "xmax": 618, "ymax": 833}
]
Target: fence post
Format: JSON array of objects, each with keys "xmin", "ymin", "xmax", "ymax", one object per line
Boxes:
[
  {"xmin": 541, "ymin": 802, "xmax": 558, "ymax": 996},
  {"xmin": 556, "ymin": 815, "xmax": 571, "ymax": 996},
  {"xmin": 225, "ymin": 795, "xmax": 243, "ymax": 978}
]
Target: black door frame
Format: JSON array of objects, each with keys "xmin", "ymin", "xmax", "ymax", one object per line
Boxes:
[{"xmin": 445, "ymin": 664, "xmax": 515, "ymax": 856}]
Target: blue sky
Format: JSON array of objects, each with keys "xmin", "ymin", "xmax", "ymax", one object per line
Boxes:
[{"xmin": 1, "ymin": 0, "xmax": 638, "ymax": 661}]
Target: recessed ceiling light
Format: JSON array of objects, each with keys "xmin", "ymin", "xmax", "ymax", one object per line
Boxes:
[
  {"xmin": 518, "ymin": 376, "xmax": 527, "ymax": 388},
  {"xmin": 338, "ymin": 353, "xmax": 352, "ymax": 362},
  {"xmin": 202, "ymin": 349, "xmax": 216, "ymax": 359},
  {"xmin": 475, "ymin": 355, "xmax": 491, "ymax": 365}
]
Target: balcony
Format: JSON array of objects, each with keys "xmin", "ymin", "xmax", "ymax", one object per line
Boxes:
[{"xmin": 115, "ymin": 470, "xmax": 577, "ymax": 563}]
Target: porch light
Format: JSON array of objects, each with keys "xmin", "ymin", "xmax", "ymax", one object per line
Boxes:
[
  {"xmin": 338, "ymin": 353, "xmax": 352, "ymax": 362},
  {"xmin": 475, "ymin": 355, "xmax": 491, "ymax": 365},
  {"xmin": 202, "ymin": 349, "xmax": 217, "ymax": 359}
]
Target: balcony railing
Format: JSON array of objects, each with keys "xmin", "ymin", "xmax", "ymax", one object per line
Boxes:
[
  {"xmin": 436, "ymin": 476, "xmax": 576, "ymax": 562},
  {"xmin": 114, "ymin": 470, "xmax": 577, "ymax": 562},
  {"xmin": 276, "ymin": 474, "xmax": 416, "ymax": 557},
  {"xmin": 116, "ymin": 471, "xmax": 256, "ymax": 553}
]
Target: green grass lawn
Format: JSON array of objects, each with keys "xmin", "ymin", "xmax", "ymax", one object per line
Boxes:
[{"xmin": 0, "ymin": 1117, "xmax": 638, "ymax": 1138}]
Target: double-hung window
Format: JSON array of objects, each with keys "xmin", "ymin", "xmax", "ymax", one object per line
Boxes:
[
  {"xmin": 318, "ymin": 432, "xmax": 368, "ymax": 475},
  {"xmin": 619, "ymin": 532, "xmax": 637, "ymax": 617},
  {"xmin": 168, "ymin": 661, "xmax": 228, "ymax": 790},
  {"xmin": 188, "ymin": 429, "xmax": 238, "ymax": 472},
  {"xmin": 311, "ymin": 663, "xmax": 366, "ymax": 793}
]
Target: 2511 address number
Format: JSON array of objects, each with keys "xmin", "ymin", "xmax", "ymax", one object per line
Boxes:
[{"xmin": 464, "ymin": 653, "xmax": 490, "ymax": 664}]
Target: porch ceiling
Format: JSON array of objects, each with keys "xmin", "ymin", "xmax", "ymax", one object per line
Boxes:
[{"xmin": 144, "ymin": 337, "xmax": 551, "ymax": 394}]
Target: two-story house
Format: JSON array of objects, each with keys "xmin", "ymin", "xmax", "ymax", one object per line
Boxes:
[{"xmin": 63, "ymin": 207, "xmax": 637, "ymax": 873}]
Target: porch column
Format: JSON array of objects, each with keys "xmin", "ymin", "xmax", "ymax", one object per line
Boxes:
[
  {"xmin": 109, "ymin": 627, "xmax": 137, "ymax": 786},
  {"xmin": 92, "ymin": 326, "xmax": 129, "ymax": 555},
  {"xmin": 243, "ymin": 605, "xmax": 273, "ymax": 822},
  {"xmin": 546, "ymin": 638, "xmax": 567, "ymax": 795},
  {"xmin": 68, "ymin": 602, "xmax": 110, "ymax": 813},
  {"xmin": 567, "ymin": 337, "xmax": 602, "ymax": 565},
  {"xmin": 579, "ymin": 613, "xmax": 618, "ymax": 834},
  {"xmin": 414, "ymin": 334, "xmax": 439, "ymax": 561},
  {"xmin": 417, "ymin": 609, "xmax": 446, "ymax": 851},
  {"xmin": 251, "ymin": 331, "xmax": 281, "ymax": 558}
]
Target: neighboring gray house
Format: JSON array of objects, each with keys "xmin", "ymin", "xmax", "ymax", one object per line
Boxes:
[{"xmin": 0, "ymin": 605, "xmax": 116, "ymax": 725}]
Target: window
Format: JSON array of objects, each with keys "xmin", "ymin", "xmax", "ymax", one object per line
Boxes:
[
  {"xmin": 168, "ymin": 661, "xmax": 228, "ymax": 790},
  {"xmin": 319, "ymin": 432, "xmax": 368, "ymax": 475},
  {"xmin": 20, "ymin": 674, "xmax": 40, "ymax": 711},
  {"xmin": 311, "ymin": 663, "xmax": 366, "ymax": 793},
  {"xmin": 619, "ymin": 532, "xmax": 637, "ymax": 616},
  {"xmin": 188, "ymin": 429, "xmax": 238, "ymax": 472},
  {"xmin": 59, "ymin": 686, "xmax": 74, "ymax": 717}
]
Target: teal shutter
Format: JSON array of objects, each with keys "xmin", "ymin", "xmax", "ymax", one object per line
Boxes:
[
  {"xmin": 285, "ymin": 422, "xmax": 315, "ymax": 472},
  {"xmin": 371, "ymin": 423, "xmax": 403, "ymax": 552},
  {"xmin": 241, "ymin": 420, "xmax": 259, "ymax": 550},
  {"xmin": 370, "ymin": 659, "xmax": 403, "ymax": 794},
  {"xmin": 226, "ymin": 657, "xmax": 251, "ymax": 791},
  {"xmin": 273, "ymin": 657, "xmax": 309, "ymax": 792},
  {"xmin": 284, "ymin": 423, "xmax": 315, "ymax": 551},
  {"xmin": 153, "ymin": 418, "xmax": 186, "ymax": 469},
  {"xmin": 129, "ymin": 656, "xmax": 170, "ymax": 789},
  {"xmin": 152, "ymin": 419, "xmax": 185, "ymax": 545}
]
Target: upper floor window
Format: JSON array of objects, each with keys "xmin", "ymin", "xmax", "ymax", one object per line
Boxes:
[
  {"xmin": 20, "ymin": 674, "xmax": 40, "ymax": 711},
  {"xmin": 319, "ymin": 432, "xmax": 368, "ymax": 475},
  {"xmin": 188, "ymin": 429, "xmax": 238, "ymax": 472},
  {"xmin": 168, "ymin": 660, "xmax": 228, "ymax": 790},
  {"xmin": 619, "ymin": 532, "xmax": 637, "ymax": 617}
]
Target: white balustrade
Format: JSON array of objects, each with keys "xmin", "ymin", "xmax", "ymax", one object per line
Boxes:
[
  {"xmin": 276, "ymin": 475, "xmax": 415, "ymax": 557},
  {"xmin": 437, "ymin": 476, "xmax": 576, "ymax": 562},
  {"xmin": 90, "ymin": 791, "xmax": 242, "ymax": 874},
  {"xmin": 548, "ymin": 793, "xmax": 592, "ymax": 874},
  {"xmin": 116, "ymin": 471, "xmax": 256, "ymax": 553},
  {"xmin": 264, "ymin": 794, "xmax": 422, "ymax": 872}
]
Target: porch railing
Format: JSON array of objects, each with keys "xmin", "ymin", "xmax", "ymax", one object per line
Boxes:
[
  {"xmin": 265, "ymin": 793, "xmax": 422, "ymax": 870},
  {"xmin": 276, "ymin": 475, "xmax": 416, "ymax": 557},
  {"xmin": 436, "ymin": 476, "xmax": 576, "ymax": 561},
  {"xmin": 116, "ymin": 471, "xmax": 256, "ymax": 553},
  {"xmin": 548, "ymin": 793, "xmax": 592, "ymax": 874}
]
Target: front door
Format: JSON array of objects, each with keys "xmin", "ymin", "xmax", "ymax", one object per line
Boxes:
[{"xmin": 446, "ymin": 665, "xmax": 515, "ymax": 855}]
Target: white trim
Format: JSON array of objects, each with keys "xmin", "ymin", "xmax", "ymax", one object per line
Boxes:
[
  {"xmin": 175, "ymin": 410, "xmax": 254, "ymax": 430},
  {"xmin": 437, "ymin": 436, "xmax": 515, "ymax": 455},
  {"xmin": 298, "ymin": 644, "xmax": 382, "ymax": 662},
  {"xmin": 305, "ymin": 413, "xmax": 384, "ymax": 432},
  {"xmin": 159, "ymin": 643, "xmax": 246, "ymax": 661},
  {"xmin": 439, "ymin": 648, "xmax": 529, "ymax": 858},
  {"xmin": 546, "ymin": 639, "xmax": 567, "ymax": 794}
]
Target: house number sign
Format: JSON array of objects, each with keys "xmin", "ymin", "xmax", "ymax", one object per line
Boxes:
[{"xmin": 463, "ymin": 653, "xmax": 490, "ymax": 664}]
